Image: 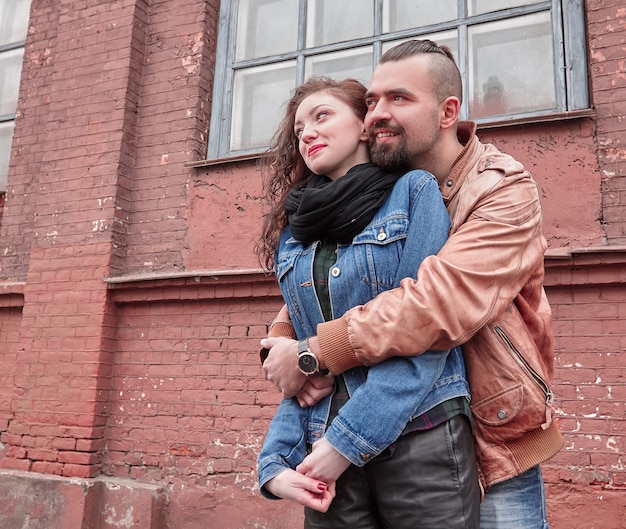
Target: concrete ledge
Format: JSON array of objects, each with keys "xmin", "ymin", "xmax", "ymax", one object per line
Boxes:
[{"xmin": 0, "ymin": 470, "xmax": 165, "ymax": 529}]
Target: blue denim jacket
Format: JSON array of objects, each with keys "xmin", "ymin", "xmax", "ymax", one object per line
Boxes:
[{"xmin": 258, "ymin": 170, "xmax": 469, "ymax": 497}]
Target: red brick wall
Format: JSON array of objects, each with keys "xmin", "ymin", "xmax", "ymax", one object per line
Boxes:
[
  {"xmin": 0, "ymin": 0, "xmax": 625, "ymax": 528},
  {"xmin": 543, "ymin": 254, "xmax": 626, "ymax": 528}
]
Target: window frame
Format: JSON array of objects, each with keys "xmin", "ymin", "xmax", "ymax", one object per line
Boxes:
[{"xmin": 205, "ymin": 0, "xmax": 588, "ymax": 162}]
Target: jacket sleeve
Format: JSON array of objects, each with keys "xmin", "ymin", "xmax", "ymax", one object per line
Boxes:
[
  {"xmin": 318, "ymin": 170, "xmax": 547, "ymax": 374},
  {"xmin": 325, "ymin": 352, "xmax": 455, "ymax": 466},
  {"xmin": 259, "ymin": 303, "xmax": 295, "ymax": 364},
  {"xmin": 257, "ymin": 397, "xmax": 310, "ymax": 499}
]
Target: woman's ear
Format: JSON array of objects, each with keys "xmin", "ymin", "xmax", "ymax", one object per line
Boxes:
[
  {"xmin": 440, "ymin": 96, "xmax": 461, "ymax": 130},
  {"xmin": 359, "ymin": 124, "xmax": 369, "ymax": 142}
]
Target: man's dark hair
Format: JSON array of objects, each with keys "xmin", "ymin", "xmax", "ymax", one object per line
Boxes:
[{"xmin": 381, "ymin": 39, "xmax": 463, "ymax": 104}]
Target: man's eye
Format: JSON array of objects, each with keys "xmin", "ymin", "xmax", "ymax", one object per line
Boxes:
[{"xmin": 365, "ymin": 99, "xmax": 376, "ymax": 107}]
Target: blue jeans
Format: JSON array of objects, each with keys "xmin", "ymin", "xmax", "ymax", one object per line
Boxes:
[{"xmin": 480, "ymin": 465, "xmax": 549, "ymax": 529}]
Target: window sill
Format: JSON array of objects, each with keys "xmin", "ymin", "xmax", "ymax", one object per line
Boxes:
[{"xmin": 475, "ymin": 109, "xmax": 595, "ymax": 130}]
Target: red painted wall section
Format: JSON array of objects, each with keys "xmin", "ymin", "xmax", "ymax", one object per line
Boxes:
[
  {"xmin": 183, "ymin": 161, "xmax": 265, "ymax": 271},
  {"xmin": 480, "ymin": 119, "xmax": 605, "ymax": 250},
  {"xmin": 588, "ymin": 1, "xmax": 626, "ymax": 244}
]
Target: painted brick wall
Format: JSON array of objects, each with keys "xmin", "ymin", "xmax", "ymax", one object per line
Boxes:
[
  {"xmin": 0, "ymin": 0, "xmax": 625, "ymax": 528},
  {"xmin": 542, "ymin": 257, "xmax": 626, "ymax": 529}
]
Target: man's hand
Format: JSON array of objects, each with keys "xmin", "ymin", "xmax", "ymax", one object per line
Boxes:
[
  {"xmin": 265, "ymin": 468, "xmax": 335, "ymax": 513},
  {"xmin": 296, "ymin": 438, "xmax": 351, "ymax": 485},
  {"xmin": 261, "ymin": 337, "xmax": 307, "ymax": 398},
  {"xmin": 296, "ymin": 373, "xmax": 336, "ymax": 408}
]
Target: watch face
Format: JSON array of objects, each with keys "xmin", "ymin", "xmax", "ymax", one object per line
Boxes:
[{"xmin": 298, "ymin": 352, "xmax": 318, "ymax": 375}]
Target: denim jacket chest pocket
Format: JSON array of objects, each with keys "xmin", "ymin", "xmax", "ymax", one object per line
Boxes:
[
  {"xmin": 274, "ymin": 238, "xmax": 321, "ymax": 337},
  {"xmin": 346, "ymin": 214, "xmax": 409, "ymax": 295}
]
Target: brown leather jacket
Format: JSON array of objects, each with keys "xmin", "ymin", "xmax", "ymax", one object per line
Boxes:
[{"xmin": 267, "ymin": 122, "xmax": 564, "ymax": 489}]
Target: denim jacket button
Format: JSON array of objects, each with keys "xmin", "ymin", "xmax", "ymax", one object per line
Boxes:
[
  {"xmin": 497, "ymin": 409, "xmax": 507, "ymax": 420},
  {"xmin": 377, "ymin": 229, "xmax": 386, "ymax": 241},
  {"xmin": 331, "ymin": 267, "xmax": 341, "ymax": 277}
]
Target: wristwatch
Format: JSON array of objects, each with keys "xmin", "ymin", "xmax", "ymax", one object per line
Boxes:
[{"xmin": 297, "ymin": 338, "xmax": 322, "ymax": 376}]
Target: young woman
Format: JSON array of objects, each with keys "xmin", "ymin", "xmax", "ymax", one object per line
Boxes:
[{"xmin": 256, "ymin": 77, "xmax": 479, "ymax": 529}]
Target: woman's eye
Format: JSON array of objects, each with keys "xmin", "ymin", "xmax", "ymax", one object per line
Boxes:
[{"xmin": 316, "ymin": 111, "xmax": 329, "ymax": 120}]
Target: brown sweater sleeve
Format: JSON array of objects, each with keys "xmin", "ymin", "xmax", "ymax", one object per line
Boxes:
[
  {"xmin": 259, "ymin": 304, "xmax": 296, "ymax": 363},
  {"xmin": 317, "ymin": 316, "xmax": 361, "ymax": 374}
]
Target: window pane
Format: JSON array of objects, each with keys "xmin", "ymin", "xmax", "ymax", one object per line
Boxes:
[
  {"xmin": 231, "ymin": 62, "xmax": 296, "ymax": 151},
  {"xmin": 383, "ymin": 0, "xmax": 458, "ymax": 32},
  {"xmin": 0, "ymin": 0, "xmax": 31, "ymax": 45},
  {"xmin": 0, "ymin": 48, "xmax": 25, "ymax": 117},
  {"xmin": 468, "ymin": 12, "xmax": 555, "ymax": 118},
  {"xmin": 469, "ymin": 0, "xmax": 543, "ymax": 16},
  {"xmin": 384, "ymin": 30, "xmax": 459, "ymax": 63},
  {"xmin": 306, "ymin": 0, "xmax": 373, "ymax": 47},
  {"xmin": 0, "ymin": 120, "xmax": 15, "ymax": 190},
  {"xmin": 235, "ymin": 0, "xmax": 298, "ymax": 61},
  {"xmin": 305, "ymin": 48, "xmax": 373, "ymax": 86}
]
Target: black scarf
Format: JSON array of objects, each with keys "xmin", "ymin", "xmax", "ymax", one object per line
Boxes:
[{"xmin": 284, "ymin": 163, "xmax": 403, "ymax": 244}]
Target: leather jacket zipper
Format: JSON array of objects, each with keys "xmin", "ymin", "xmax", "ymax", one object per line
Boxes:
[{"xmin": 493, "ymin": 326, "xmax": 553, "ymax": 428}]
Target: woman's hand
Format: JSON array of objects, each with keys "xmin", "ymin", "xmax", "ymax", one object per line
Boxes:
[
  {"xmin": 296, "ymin": 438, "xmax": 351, "ymax": 485},
  {"xmin": 296, "ymin": 373, "xmax": 336, "ymax": 407},
  {"xmin": 261, "ymin": 337, "xmax": 307, "ymax": 398},
  {"xmin": 265, "ymin": 468, "xmax": 335, "ymax": 513}
]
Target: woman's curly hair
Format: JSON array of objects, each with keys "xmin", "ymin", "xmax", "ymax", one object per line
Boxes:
[{"xmin": 255, "ymin": 76, "xmax": 368, "ymax": 270}]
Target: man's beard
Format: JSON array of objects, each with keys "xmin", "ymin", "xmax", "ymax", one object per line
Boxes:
[{"xmin": 368, "ymin": 130, "xmax": 411, "ymax": 172}]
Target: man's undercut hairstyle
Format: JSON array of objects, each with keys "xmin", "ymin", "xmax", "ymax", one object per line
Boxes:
[{"xmin": 381, "ymin": 39, "xmax": 463, "ymax": 104}]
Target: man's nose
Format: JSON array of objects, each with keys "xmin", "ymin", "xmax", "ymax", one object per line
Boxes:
[{"xmin": 365, "ymin": 101, "xmax": 390, "ymax": 128}]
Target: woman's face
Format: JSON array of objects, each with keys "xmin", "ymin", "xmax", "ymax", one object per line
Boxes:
[{"xmin": 294, "ymin": 91, "xmax": 369, "ymax": 180}]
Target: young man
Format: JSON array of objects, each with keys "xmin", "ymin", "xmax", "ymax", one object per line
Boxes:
[{"xmin": 261, "ymin": 39, "xmax": 564, "ymax": 529}]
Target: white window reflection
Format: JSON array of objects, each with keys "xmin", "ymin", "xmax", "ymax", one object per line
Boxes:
[
  {"xmin": 231, "ymin": 62, "xmax": 296, "ymax": 151},
  {"xmin": 468, "ymin": 12, "xmax": 555, "ymax": 118},
  {"xmin": 383, "ymin": 0, "xmax": 457, "ymax": 32},
  {"xmin": 0, "ymin": 48, "xmax": 25, "ymax": 117},
  {"xmin": 235, "ymin": 0, "xmax": 298, "ymax": 61},
  {"xmin": 0, "ymin": 0, "xmax": 31, "ymax": 45},
  {"xmin": 304, "ymin": 48, "xmax": 373, "ymax": 86},
  {"xmin": 306, "ymin": 0, "xmax": 373, "ymax": 47},
  {"xmin": 0, "ymin": 121, "xmax": 14, "ymax": 188}
]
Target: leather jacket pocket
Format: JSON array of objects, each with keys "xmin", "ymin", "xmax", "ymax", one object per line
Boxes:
[{"xmin": 466, "ymin": 304, "xmax": 553, "ymax": 445}]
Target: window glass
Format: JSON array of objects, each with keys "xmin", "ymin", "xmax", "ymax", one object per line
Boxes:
[
  {"xmin": 208, "ymin": 1, "xmax": 588, "ymax": 160},
  {"xmin": 231, "ymin": 62, "xmax": 296, "ymax": 151},
  {"xmin": 469, "ymin": 0, "xmax": 543, "ymax": 16},
  {"xmin": 304, "ymin": 47, "xmax": 373, "ymax": 86},
  {"xmin": 0, "ymin": 48, "xmax": 24, "ymax": 117},
  {"xmin": 0, "ymin": 0, "xmax": 31, "ymax": 45},
  {"xmin": 306, "ymin": 0, "xmax": 373, "ymax": 47},
  {"xmin": 0, "ymin": 121, "xmax": 14, "ymax": 188},
  {"xmin": 468, "ymin": 12, "xmax": 555, "ymax": 118},
  {"xmin": 383, "ymin": 0, "xmax": 457, "ymax": 32},
  {"xmin": 235, "ymin": 0, "xmax": 298, "ymax": 61}
]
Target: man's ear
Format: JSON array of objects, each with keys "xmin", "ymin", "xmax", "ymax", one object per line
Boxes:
[{"xmin": 440, "ymin": 96, "xmax": 461, "ymax": 130}]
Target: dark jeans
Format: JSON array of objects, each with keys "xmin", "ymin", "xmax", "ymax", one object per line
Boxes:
[{"xmin": 304, "ymin": 415, "xmax": 480, "ymax": 529}]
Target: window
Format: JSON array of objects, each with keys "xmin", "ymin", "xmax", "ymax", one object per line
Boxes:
[
  {"xmin": 0, "ymin": 0, "xmax": 31, "ymax": 191},
  {"xmin": 207, "ymin": 0, "xmax": 588, "ymax": 160}
]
